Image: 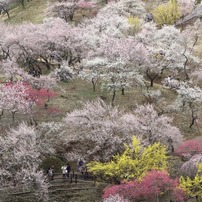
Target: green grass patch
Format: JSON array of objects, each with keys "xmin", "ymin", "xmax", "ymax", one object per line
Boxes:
[{"xmin": 0, "ymin": 0, "xmax": 50, "ymax": 24}]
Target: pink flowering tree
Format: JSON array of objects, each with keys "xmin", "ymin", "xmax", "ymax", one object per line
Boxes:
[
  {"xmin": 175, "ymin": 139, "xmax": 202, "ymax": 159},
  {"xmin": 103, "ymin": 170, "xmax": 185, "ymax": 202},
  {"xmin": 0, "ymin": 82, "xmax": 35, "ymax": 121},
  {"xmin": 2, "ymin": 18, "xmax": 84, "ymax": 74}
]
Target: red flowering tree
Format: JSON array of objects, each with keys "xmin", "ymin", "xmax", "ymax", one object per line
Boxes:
[
  {"xmin": 103, "ymin": 170, "xmax": 185, "ymax": 202},
  {"xmin": 175, "ymin": 139, "xmax": 202, "ymax": 159},
  {"xmin": 25, "ymin": 84, "xmax": 57, "ymax": 108}
]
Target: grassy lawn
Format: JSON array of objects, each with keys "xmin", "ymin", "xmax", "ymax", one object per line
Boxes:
[
  {"xmin": 0, "ymin": 0, "xmax": 50, "ymax": 24},
  {"xmin": 0, "ymin": 77, "xmax": 201, "ymax": 140},
  {"xmin": 33, "ymin": 78, "xmax": 202, "ymax": 140}
]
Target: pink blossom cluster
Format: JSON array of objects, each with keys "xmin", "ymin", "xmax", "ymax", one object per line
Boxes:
[
  {"xmin": 78, "ymin": 1, "xmax": 95, "ymax": 8},
  {"xmin": 103, "ymin": 170, "xmax": 185, "ymax": 202},
  {"xmin": 175, "ymin": 139, "xmax": 202, "ymax": 157}
]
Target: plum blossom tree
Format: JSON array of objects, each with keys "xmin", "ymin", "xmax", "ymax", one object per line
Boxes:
[
  {"xmin": 103, "ymin": 194, "xmax": 129, "ymax": 202},
  {"xmin": 19, "ymin": 167, "xmax": 49, "ymax": 201},
  {"xmin": 2, "ymin": 18, "xmax": 84, "ymax": 74},
  {"xmin": 47, "ymin": 1, "xmax": 78, "ymax": 22},
  {"xmin": 132, "ymin": 104, "xmax": 182, "ymax": 147},
  {"xmin": 178, "ymin": 0, "xmax": 196, "ymax": 16},
  {"xmin": 47, "ymin": 0, "xmax": 95, "ymax": 22},
  {"xmin": 62, "ymin": 99, "xmax": 137, "ymax": 161},
  {"xmin": 175, "ymin": 84, "xmax": 202, "ymax": 128},
  {"xmin": 79, "ymin": 57, "xmax": 108, "ymax": 92},
  {"xmin": 0, "ymin": 23, "xmax": 10, "ymax": 59},
  {"xmin": 137, "ymin": 23, "xmax": 180, "ymax": 86},
  {"xmin": 83, "ymin": 36, "xmax": 146, "ymax": 105},
  {"xmin": 137, "ymin": 21, "xmax": 201, "ymax": 86},
  {"xmin": 51, "ymin": 61, "xmax": 74, "ymax": 82},
  {"xmin": 0, "ymin": 59, "xmax": 26, "ymax": 82},
  {"xmin": 0, "ymin": 82, "xmax": 34, "ymax": 121},
  {"xmin": 98, "ymin": 0, "xmax": 146, "ymax": 18},
  {"xmin": 0, "ymin": 123, "xmax": 53, "ymax": 200},
  {"xmin": 0, "ymin": 0, "xmax": 10, "ymax": 19}
]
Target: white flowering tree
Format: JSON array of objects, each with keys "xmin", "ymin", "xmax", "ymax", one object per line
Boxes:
[
  {"xmin": 57, "ymin": 99, "xmax": 183, "ymax": 161},
  {"xmin": 137, "ymin": 21, "xmax": 201, "ymax": 86},
  {"xmin": 47, "ymin": 1, "xmax": 78, "ymax": 22},
  {"xmin": 98, "ymin": 0, "xmax": 146, "ymax": 17},
  {"xmin": 46, "ymin": 0, "xmax": 95, "ymax": 22},
  {"xmin": 132, "ymin": 104, "xmax": 183, "ymax": 147},
  {"xmin": 79, "ymin": 57, "xmax": 108, "ymax": 92},
  {"xmin": 62, "ymin": 99, "xmax": 137, "ymax": 161},
  {"xmin": 0, "ymin": 123, "xmax": 53, "ymax": 201},
  {"xmin": 178, "ymin": 0, "xmax": 196, "ymax": 16},
  {"xmin": 103, "ymin": 194, "xmax": 129, "ymax": 202},
  {"xmin": 175, "ymin": 83, "xmax": 202, "ymax": 128},
  {"xmin": 82, "ymin": 36, "xmax": 146, "ymax": 105}
]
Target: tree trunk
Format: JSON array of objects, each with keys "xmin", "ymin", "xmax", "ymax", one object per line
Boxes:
[
  {"xmin": 21, "ymin": 0, "xmax": 25, "ymax": 8},
  {"xmin": 92, "ymin": 78, "xmax": 97, "ymax": 92},
  {"xmin": 0, "ymin": 6, "xmax": 10, "ymax": 19},
  {"xmin": 150, "ymin": 79, "xmax": 154, "ymax": 87},
  {"xmin": 0, "ymin": 110, "xmax": 4, "ymax": 120},
  {"xmin": 121, "ymin": 87, "xmax": 125, "ymax": 95},
  {"xmin": 12, "ymin": 111, "xmax": 16, "ymax": 122},
  {"xmin": 4, "ymin": 9, "xmax": 10, "ymax": 19},
  {"xmin": 111, "ymin": 89, "xmax": 116, "ymax": 106},
  {"xmin": 183, "ymin": 53, "xmax": 190, "ymax": 80},
  {"xmin": 146, "ymin": 69, "xmax": 158, "ymax": 87},
  {"xmin": 189, "ymin": 109, "xmax": 197, "ymax": 128}
]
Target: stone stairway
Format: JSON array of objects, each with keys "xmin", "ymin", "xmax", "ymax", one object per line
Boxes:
[
  {"xmin": 2, "ymin": 173, "xmax": 107, "ymax": 202},
  {"xmin": 48, "ymin": 173, "xmax": 104, "ymax": 202}
]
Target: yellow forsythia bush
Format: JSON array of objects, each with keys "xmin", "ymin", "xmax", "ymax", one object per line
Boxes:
[
  {"xmin": 180, "ymin": 163, "xmax": 202, "ymax": 199},
  {"xmin": 152, "ymin": 0, "xmax": 181, "ymax": 27},
  {"xmin": 87, "ymin": 136, "xmax": 168, "ymax": 182},
  {"xmin": 128, "ymin": 16, "xmax": 141, "ymax": 34}
]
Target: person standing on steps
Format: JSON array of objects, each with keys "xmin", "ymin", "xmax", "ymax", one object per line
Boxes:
[
  {"xmin": 77, "ymin": 159, "xmax": 84, "ymax": 172},
  {"xmin": 61, "ymin": 164, "xmax": 67, "ymax": 179},
  {"xmin": 47, "ymin": 165, "xmax": 54, "ymax": 181},
  {"xmin": 66, "ymin": 163, "xmax": 71, "ymax": 177}
]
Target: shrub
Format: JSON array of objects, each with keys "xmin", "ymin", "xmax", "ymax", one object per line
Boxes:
[
  {"xmin": 180, "ymin": 163, "xmax": 202, "ymax": 200},
  {"xmin": 152, "ymin": 0, "xmax": 180, "ymax": 27},
  {"xmin": 175, "ymin": 139, "xmax": 202, "ymax": 159},
  {"xmin": 128, "ymin": 16, "xmax": 141, "ymax": 34},
  {"xmin": 180, "ymin": 154, "xmax": 202, "ymax": 178},
  {"xmin": 103, "ymin": 170, "xmax": 185, "ymax": 202},
  {"xmin": 52, "ymin": 65, "xmax": 73, "ymax": 82},
  {"xmin": 40, "ymin": 156, "xmax": 65, "ymax": 173},
  {"xmin": 88, "ymin": 136, "xmax": 168, "ymax": 182}
]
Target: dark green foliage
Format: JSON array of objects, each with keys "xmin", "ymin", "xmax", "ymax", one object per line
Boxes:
[{"xmin": 40, "ymin": 156, "xmax": 65, "ymax": 173}]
